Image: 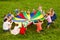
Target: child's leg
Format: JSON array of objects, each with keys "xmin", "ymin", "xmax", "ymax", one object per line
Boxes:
[
  {"xmin": 47, "ymin": 22, "xmax": 51, "ymax": 29},
  {"xmin": 36, "ymin": 30, "xmax": 40, "ymax": 33},
  {"xmin": 36, "ymin": 26, "xmax": 40, "ymax": 33},
  {"xmin": 47, "ymin": 25, "xmax": 50, "ymax": 29}
]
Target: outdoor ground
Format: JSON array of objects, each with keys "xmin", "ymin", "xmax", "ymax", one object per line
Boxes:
[{"xmin": 0, "ymin": 0, "xmax": 60, "ymax": 40}]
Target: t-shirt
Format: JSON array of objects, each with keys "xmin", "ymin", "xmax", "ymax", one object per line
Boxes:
[
  {"xmin": 11, "ymin": 26, "xmax": 20, "ymax": 35},
  {"xmin": 36, "ymin": 22, "xmax": 42, "ymax": 27},
  {"xmin": 13, "ymin": 26, "xmax": 19, "ymax": 30},
  {"xmin": 18, "ymin": 12, "xmax": 25, "ymax": 19},
  {"xmin": 36, "ymin": 22, "xmax": 42, "ymax": 30},
  {"xmin": 20, "ymin": 24, "xmax": 26, "ymax": 35},
  {"xmin": 3, "ymin": 21, "xmax": 11, "ymax": 30},
  {"xmin": 46, "ymin": 16, "xmax": 52, "ymax": 23}
]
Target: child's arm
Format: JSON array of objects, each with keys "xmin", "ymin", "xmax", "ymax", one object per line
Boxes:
[
  {"xmin": 33, "ymin": 22, "xmax": 37, "ymax": 24},
  {"xmin": 42, "ymin": 21, "xmax": 43, "ymax": 24}
]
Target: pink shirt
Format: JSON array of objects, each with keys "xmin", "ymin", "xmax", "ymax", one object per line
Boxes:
[
  {"xmin": 36, "ymin": 22, "xmax": 42, "ymax": 31},
  {"xmin": 46, "ymin": 16, "xmax": 52, "ymax": 23}
]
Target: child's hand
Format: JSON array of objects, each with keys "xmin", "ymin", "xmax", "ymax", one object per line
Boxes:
[{"xmin": 42, "ymin": 21, "xmax": 44, "ymax": 23}]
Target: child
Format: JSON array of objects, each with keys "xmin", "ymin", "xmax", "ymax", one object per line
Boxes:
[
  {"xmin": 19, "ymin": 24, "xmax": 26, "ymax": 35},
  {"xmin": 4, "ymin": 12, "xmax": 14, "ymax": 22},
  {"xmin": 14, "ymin": 9, "xmax": 19, "ymax": 14},
  {"xmin": 45, "ymin": 13, "xmax": 52, "ymax": 29},
  {"xmin": 30, "ymin": 9, "xmax": 37, "ymax": 18},
  {"xmin": 33, "ymin": 20, "xmax": 43, "ymax": 33},
  {"xmin": 38, "ymin": 6, "xmax": 45, "ymax": 15},
  {"xmin": 27, "ymin": 9, "xmax": 31, "ymax": 20},
  {"xmin": 27, "ymin": 9, "xmax": 30, "ymax": 14},
  {"xmin": 33, "ymin": 9, "xmax": 37, "ymax": 15},
  {"xmin": 18, "ymin": 10, "xmax": 25, "ymax": 19},
  {"xmin": 38, "ymin": 6, "xmax": 42, "ymax": 12},
  {"xmin": 11, "ymin": 24, "xmax": 20, "ymax": 35},
  {"xmin": 3, "ymin": 17, "xmax": 12, "ymax": 32},
  {"xmin": 49, "ymin": 8, "xmax": 57, "ymax": 23}
]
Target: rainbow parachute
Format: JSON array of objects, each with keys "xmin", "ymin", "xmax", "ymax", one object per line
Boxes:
[{"xmin": 12, "ymin": 10, "xmax": 45, "ymax": 27}]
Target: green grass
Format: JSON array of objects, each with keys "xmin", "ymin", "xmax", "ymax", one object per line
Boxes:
[{"xmin": 0, "ymin": 0, "xmax": 60, "ymax": 40}]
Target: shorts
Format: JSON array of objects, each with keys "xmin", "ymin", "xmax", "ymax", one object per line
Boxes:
[{"xmin": 47, "ymin": 22, "xmax": 51, "ymax": 25}]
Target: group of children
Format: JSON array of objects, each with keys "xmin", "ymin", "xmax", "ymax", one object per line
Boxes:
[{"xmin": 3, "ymin": 6, "xmax": 57, "ymax": 35}]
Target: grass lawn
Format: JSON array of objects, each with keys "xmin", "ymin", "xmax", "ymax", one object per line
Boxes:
[{"xmin": 0, "ymin": 0, "xmax": 60, "ymax": 40}]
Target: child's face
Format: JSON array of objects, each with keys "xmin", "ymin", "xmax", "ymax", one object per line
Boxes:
[
  {"xmin": 9, "ymin": 16, "xmax": 12, "ymax": 19},
  {"xmin": 38, "ymin": 6, "xmax": 42, "ymax": 10},
  {"xmin": 17, "ymin": 13, "xmax": 19, "ymax": 15},
  {"xmin": 46, "ymin": 14, "xmax": 48, "ymax": 16},
  {"xmin": 27, "ymin": 11, "xmax": 30, "ymax": 14},
  {"xmin": 33, "ymin": 9, "xmax": 35, "ymax": 11}
]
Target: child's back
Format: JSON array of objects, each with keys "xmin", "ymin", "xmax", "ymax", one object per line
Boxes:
[{"xmin": 20, "ymin": 24, "xmax": 26, "ymax": 35}]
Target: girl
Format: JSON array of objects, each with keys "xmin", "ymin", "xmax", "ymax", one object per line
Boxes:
[
  {"xmin": 3, "ymin": 17, "xmax": 12, "ymax": 32},
  {"xmin": 33, "ymin": 20, "xmax": 43, "ymax": 33},
  {"xmin": 49, "ymin": 8, "xmax": 57, "ymax": 23},
  {"xmin": 11, "ymin": 24, "xmax": 20, "ymax": 35},
  {"xmin": 45, "ymin": 13, "xmax": 52, "ymax": 29}
]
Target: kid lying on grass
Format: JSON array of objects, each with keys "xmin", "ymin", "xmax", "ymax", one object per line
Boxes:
[{"xmin": 3, "ymin": 17, "xmax": 12, "ymax": 32}]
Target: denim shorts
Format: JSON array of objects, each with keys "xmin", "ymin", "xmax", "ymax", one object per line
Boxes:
[{"xmin": 47, "ymin": 22, "xmax": 51, "ymax": 25}]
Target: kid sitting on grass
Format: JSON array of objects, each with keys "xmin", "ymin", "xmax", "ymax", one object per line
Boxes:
[
  {"xmin": 4, "ymin": 12, "xmax": 14, "ymax": 22},
  {"xmin": 11, "ymin": 24, "xmax": 20, "ymax": 35},
  {"xmin": 3, "ymin": 17, "xmax": 12, "ymax": 32},
  {"xmin": 19, "ymin": 24, "xmax": 26, "ymax": 35},
  {"xmin": 49, "ymin": 8, "xmax": 57, "ymax": 23},
  {"xmin": 33, "ymin": 20, "xmax": 43, "ymax": 33},
  {"xmin": 45, "ymin": 13, "xmax": 52, "ymax": 29}
]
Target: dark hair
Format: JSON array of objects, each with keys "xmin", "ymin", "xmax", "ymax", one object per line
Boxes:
[
  {"xmin": 46, "ymin": 12, "xmax": 50, "ymax": 15},
  {"xmin": 38, "ymin": 19, "xmax": 42, "ymax": 22},
  {"xmin": 4, "ymin": 18, "xmax": 7, "ymax": 22},
  {"xmin": 15, "ymin": 24, "xmax": 18, "ymax": 26},
  {"xmin": 47, "ymin": 13, "xmax": 49, "ymax": 15}
]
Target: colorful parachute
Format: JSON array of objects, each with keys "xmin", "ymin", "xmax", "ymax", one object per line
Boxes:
[{"xmin": 12, "ymin": 10, "xmax": 45, "ymax": 27}]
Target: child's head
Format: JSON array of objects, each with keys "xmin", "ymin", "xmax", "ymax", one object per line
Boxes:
[
  {"xmin": 38, "ymin": 6, "xmax": 42, "ymax": 10},
  {"xmin": 7, "ymin": 16, "xmax": 12, "ymax": 21},
  {"xmin": 38, "ymin": 19, "xmax": 42, "ymax": 22},
  {"xmin": 50, "ymin": 8, "xmax": 53, "ymax": 11},
  {"xmin": 49, "ymin": 8, "xmax": 54, "ymax": 13},
  {"xmin": 33, "ymin": 9, "xmax": 35, "ymax": 11},
  {"xmin": 46, "ymin": 13, "xmax": 50, "ymax": 16},
  {"xmin": 21, "ymin": 10, "xmax": 23, "ymax": 12},
  {"xmin": 15, "ymin": 24, "xmax": 18, "ymax": 26},
  {"xmin": 27, "ymin": 9, "xmax": 30, "ymax": 14},
  {"xmin": 16, "ymin": 12, "xmax": 19, "ymax": 15}
]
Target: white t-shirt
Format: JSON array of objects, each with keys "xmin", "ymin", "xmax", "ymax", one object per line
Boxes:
[
  {"xmin": 3, "ymin": 21, "xmax": 11, "ymax": 30},
  {"xmin": 46, "ymin": 15, "xmax": 52, "ymax": 23}
]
